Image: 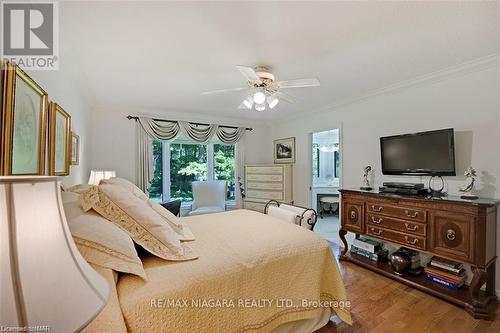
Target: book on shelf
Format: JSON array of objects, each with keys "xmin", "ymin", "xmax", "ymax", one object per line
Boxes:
[
  {"xmin": 425, "ymin": 275, "xmax": 464, "ymax": 290},
  {"xmin": 350, "ymin": 245, "xmax": 388, "ymax": 262},
  {"xmin": 353, "ymin": 237, "xmax": 382, "ymax": 253},
  {"xmin": 424, "ymin": 266, "xmax": 466, "ymax": 283},
  {"xmin": 429, "ymin": 256, "xmax": 463, "ymax": 274}
]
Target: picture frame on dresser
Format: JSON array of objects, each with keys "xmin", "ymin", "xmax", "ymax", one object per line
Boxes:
[
  {"xmin": 273, "ymin": 137, "xmax": 296, "ymax": 164},
  {"xmin": 48, "ymin": 102, "xmax": 72, "ymax": 176},
  {"xmin": 1, "ymin": 61, "xmax": 49, "ymax": 175}
]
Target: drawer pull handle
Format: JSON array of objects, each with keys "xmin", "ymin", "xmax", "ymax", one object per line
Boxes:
[
  {"xmin": 350, "ymin": 210, "xmax": 357, "ymax": 220},
  {"xmin": 404, "ymin": 236, "xmax": 418, "ymax": 245},
  {"xmin": 371, "ymin": 228, "xmax": 383, "ymax": 236},
  {"xmin": 371, "ymin": 216, "xmax": 383, "ymax": 224},
  {"xmin": 446, "ymin": 229, "xmax": 456, "ymax": 241},
  {"xmin": 371, "ymin": 205, "xmax": 383, "ymax": 212},
  {"xmin": 405, "ymin": 210, "xmax": 419, "ymax": 218},
  {"xmin": 404, "ymin": 223, "xmax": 418, "ymax": 232}
]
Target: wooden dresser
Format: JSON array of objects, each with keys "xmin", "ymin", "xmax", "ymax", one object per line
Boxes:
[
  {"xmin": 339, "ymin": 189, "xmax": 498, "ymax": 319},
  {"xmin": 243, "ymin": 164, "xmax": 293, "ymax": 213}
]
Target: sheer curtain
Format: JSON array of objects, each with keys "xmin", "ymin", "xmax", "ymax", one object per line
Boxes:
[{"xmin": 136, "ymin": 117, "xmax": 246, "ymax": 194}]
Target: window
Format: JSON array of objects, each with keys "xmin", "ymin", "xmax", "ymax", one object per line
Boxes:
[{"xmin": 149, "ymin": 140, "xmax": 236, "ymax": 203}]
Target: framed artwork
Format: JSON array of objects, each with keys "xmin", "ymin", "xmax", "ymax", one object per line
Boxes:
[
  {"xmin": 274, "ymin": 137, "xmax": 296, "ymax": 164},
  {"xmin": 1, "ymin": 61, "xmax": 48, "ymax": 175},
  {"xmin": 71, "ymin": 132, "xmax": 80, "ymax": 165},
  {"xmin": 48, "ymin": 102, "xmax": 71, "ymax": 176}
]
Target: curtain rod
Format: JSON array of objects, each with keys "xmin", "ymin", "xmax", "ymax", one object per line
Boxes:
[{"xmin": 126, "ymin": 115, "xmax": 253, "ymax": 131}]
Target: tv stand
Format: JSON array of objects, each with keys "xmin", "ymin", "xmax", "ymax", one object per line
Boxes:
[{"xmin": 338, "ymin": 189, "xmax": 498, "ymax": 319}]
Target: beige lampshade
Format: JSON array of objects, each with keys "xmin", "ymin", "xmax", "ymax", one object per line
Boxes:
[
  {"xmin": 88, "ymin": 170, "xmax": 116, "ymax": 186},
  {"xmin": 0, "ymin": 176, "xmax": 109, "ymax": 332}
]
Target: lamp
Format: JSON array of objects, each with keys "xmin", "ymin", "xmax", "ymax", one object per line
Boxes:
[
  {"xmin": 242, "ymin": 96, "xmax": 254, "ymax": 109},
  {"xmin": 253, "ymin": 91, "xmax": 266, "ymax": 104},
  {"xmin": 267, "ymin": 95, "xmax": 279, "ymax": 109},
  {"xmin": 88, "ymin": 170, "xmax": 116, "ymax": 186},
  {"xmin": 0, "ymin": 176, "xmax": 109, "ymax": 332}
]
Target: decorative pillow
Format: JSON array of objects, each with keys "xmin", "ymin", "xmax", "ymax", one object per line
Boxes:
[
  {"xmin": 102, "ymin": 177, "xmax": 195, "ymax": 241},
  {"xmin": 80, "ymin": 185, "xmax": 198, "ymax": 261},
  {"xmin": 61, "ymin": 191, "xmax": 147, "ymax": 280},
  {"xmin": 280, "ymin": 204, "xmax": 316, "ymax": 230},
  {"xmin": 67, "ymin": 183, "xmax": 94, "ymax": 194}
]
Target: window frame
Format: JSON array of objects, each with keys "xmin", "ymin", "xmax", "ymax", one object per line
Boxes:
[{"xmin": 159, "ymin": 141, "xmax": 235, "ymax": 204}]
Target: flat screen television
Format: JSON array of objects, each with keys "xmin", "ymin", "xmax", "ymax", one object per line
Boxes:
[{"xmin": 380, "ymin": 128, "xmax": 456, "ymax": 176}]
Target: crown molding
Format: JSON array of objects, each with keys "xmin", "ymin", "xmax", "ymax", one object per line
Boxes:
[{"xmin": 284, "ymin": 53, "xmax": 500, "ymax": 123}]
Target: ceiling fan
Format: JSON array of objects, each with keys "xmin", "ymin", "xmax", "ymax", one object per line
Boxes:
[{"xmin": 202, "ymin": 65, "xmax": 320, "ymax": 112}]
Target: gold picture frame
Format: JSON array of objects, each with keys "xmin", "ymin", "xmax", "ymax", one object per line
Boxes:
[
  {"xmin": 1, "ymin": 61, "xmax": 48, "ymax": 175},
  {"xmin": 48, "ymin": 102, "xmax": 71, "ymax": 176},
  {"xmin": 71, "ymin": 132, "xmax": 80, "ymax": 165},
  {"xmin": 274, "ymin": 137, "xmax": 296, "ymax": 164}
]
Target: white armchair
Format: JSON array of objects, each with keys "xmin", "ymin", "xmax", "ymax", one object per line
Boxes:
[{"xmin": 188, "ymin": 180, "xmax": 227, "ymax": 216}]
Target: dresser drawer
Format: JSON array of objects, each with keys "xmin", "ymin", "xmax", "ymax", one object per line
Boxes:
[
  {"xmin": 244, "ymin": 201, "xmax": 266, "ymax": 213},
  {"xmin": 247, "ymin": 182, "xmax": 283, "ymax": 191},
  {"xmin": 246, "ymin": 166, "xmax": 283, "ymax": 174},
  {"xmin": 366, "ymin": 213, "xmax": 426, "ymax": 236},
  {"xmin": 246, "ymin": 190, "xmax": 283, "ymax": 200},
  {"xmin": 429, "ymin": 211, "xmax": 474, "ymax": 263},
  {"xmin": 367, "ymin": 202, "xmax": 427, "ymax": 223},
  {"xmin": 367, "ymin": 226, "xmax": 426, "ymax": 251},
  {"xmin": 342, "ymin": 200, "xmax": 365, "ymax": 233},
  {"xmin": 246, "ymin": 174, "xmax": 283, "ymax": 182}
]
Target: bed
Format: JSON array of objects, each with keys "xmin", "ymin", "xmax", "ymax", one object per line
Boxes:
[{"xmin": 66, "ymin": 183, "xmax": 351, "ymax": 333}]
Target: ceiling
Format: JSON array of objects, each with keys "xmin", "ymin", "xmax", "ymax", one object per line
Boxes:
[{"xmin": 59, "ymin": 1, "xmax": 500, "ymax": 122}]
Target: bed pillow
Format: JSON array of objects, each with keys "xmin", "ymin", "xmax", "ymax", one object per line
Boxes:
[
  {"xmin": 61, "ymin": 191, "xmax": 148, "ymax": 280},
  {"xmin": 80, "ymin": 184, "xmax": 197, "ymax": 261},
  {"xmin": 67, "ymin": 183, "xmax": 94, "ymax": 194},
  {"xmin": 102, "ymin": 177, "xmax": 195, "ymax": 241}
]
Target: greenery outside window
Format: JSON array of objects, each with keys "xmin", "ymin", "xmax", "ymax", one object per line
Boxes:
[{"xmin": 149, "ymin": 140, "xmax": 235, "ymax": 203}]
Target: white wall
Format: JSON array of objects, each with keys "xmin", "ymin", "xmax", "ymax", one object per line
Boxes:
[
  {"xmin": 89, "ymin": 106, "xmax": 272, "ymax": 183},
  {"xmin": 271, "ymin": 65, "xmax": 500, "ymax": 293},
  {"xmin": 27, "ymin": 68, "xmax": 92, "ymax": 187}
]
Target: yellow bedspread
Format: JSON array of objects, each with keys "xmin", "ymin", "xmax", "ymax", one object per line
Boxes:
[{"xmin": 117, "ymin": 209, "xmax": 352, "ymax": 332}]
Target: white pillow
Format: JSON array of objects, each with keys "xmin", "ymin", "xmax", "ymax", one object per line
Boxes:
[
  {"xmin": 267, "ymin": 205, "xmax": 299, "ymax": 224},
  {"xmin": 102, "ymin": 177, "xmax": 195, "ymax": 241},
  {"xmin": 61, "ymin": 191, "xmax": 147, "ymax": 280},
  {"xmin": 279, "ymin": 204, "xmax": 316, "ymax": 230},
  {"xmin": 80, "ymin": 184, "xmax": 197, "ymax": 261}
]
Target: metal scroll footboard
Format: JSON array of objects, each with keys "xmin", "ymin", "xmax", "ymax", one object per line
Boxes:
[{"xmin": 264, "ymin": 200, "xmax": 318, "ymax": 231}]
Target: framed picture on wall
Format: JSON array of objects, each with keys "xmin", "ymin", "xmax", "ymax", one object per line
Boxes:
[
  {"xmin": 71, "ymin": 132, "xmax": 80, "ymax": 165},
  {"xmin": 274, "ymin": 137, "xmax": 296, "ymax": 164},
  {"xmin": 1, "ymin": 61, "xmax": 48, "ymax": 175},
  {"xmin": 48, "ymin": 102, "xmax": 72, "ymax": 176}
]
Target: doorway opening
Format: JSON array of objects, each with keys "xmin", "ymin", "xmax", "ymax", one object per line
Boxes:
[{"xmin": 311, "ymin": 129, "xmax": 341, "ymax": 243}]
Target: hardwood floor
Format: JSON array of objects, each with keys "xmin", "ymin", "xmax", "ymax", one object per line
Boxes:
[{"xmin": 316, "ymin": 244, "xmax": 500, "ymax": 333}]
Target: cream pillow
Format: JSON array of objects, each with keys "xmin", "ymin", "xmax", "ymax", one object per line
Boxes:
[
  {"xmin": 80, "ymin": 184, "xmax": 197, "ymax": 261},
  {"xmin": 67, "ymin": 183, "xmax": 94, "ymax": 194},
  {"xmin": 102, "ymin": 177, "xmax": 195, "ymax": 241},
  {"xmin": 61, "ymin": 192, "xmax": 147, "ymax": 280}
]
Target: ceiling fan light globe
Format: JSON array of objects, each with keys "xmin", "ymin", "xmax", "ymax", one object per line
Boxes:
[
  {"xmin": 267, "ymin": 96, "xmax": 279, "ymax": 109},
  {"xmin": 255, "ymin": 103, "xmax": 266, "ymax": 112},
  {"xmin": 253, "ymin": 92, "xmax": 266, "ymax": 104}
]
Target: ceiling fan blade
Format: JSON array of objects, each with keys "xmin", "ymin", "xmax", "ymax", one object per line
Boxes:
[
  {"xmin": 275, "ymin": 92, "xmax": 294, "ymax": 104},
  {"xmin": 278, "ymin": 78, "xmax": 320, "ymax": 89},
  {"xmin": 235, "ymin": 65, "xmax": 262, "ymax": 84},
  {"xmin": 201, "ymin": 87, "xmax": 247, "ymax": 95}
]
